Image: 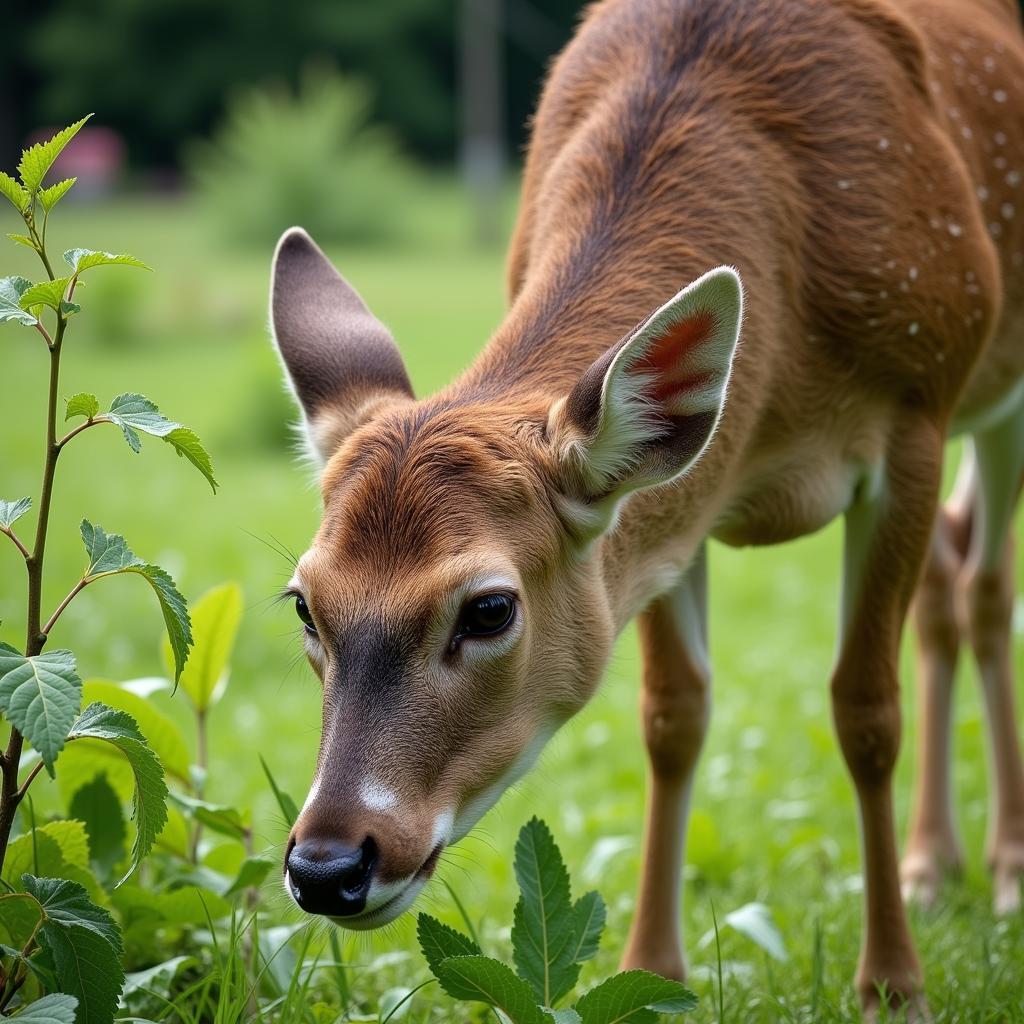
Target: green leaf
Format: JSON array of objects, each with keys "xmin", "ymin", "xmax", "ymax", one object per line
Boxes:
[
  {"xmin": 69, "ymin": 773, "xmax": 126, "ymax": 878},
  {"xmin": 0, "ymin": 643, "xmax": 82, "ymax": 773},
  {"xmin": 511, "ymin": 817, "xmax": 578, "ymax": 1005},
  {"xmin": 121, "ymin": 955, "xmax": 195, "ymax": 1013},
  {"xmin": 259, "ymin": 754, "xmax": 300, "ymax": 828},
  {"xmin": 574, "ymin": 971, "xmax": 698, "ymax": 1024},
  {"xmin": 17, "ymin": 116, "xmax": 93, "ymax": 194},
  {"xmin": 9, "ymin": 993, "xmax": 79, "ymax": 1023},
  {"xmin": 103, "ymin": 394, "xmax": 217, "ymax": 491},
  {"xmin": 78, "ymin": 679, "xmax": 190, "ymax": 782},
  {"xmin": 65, "ymin": 394, "xmax": 99, "ymax": 421},
  {"xmin": 165, "ymin": 582, "xmax": 242, "ymax": 711},
  {"xmin": 417, "ymin": 913, "xmax": 481, "ymax": 976},
  {"xmin": 434, "ymin": 956, "xmax": 549, "ymax": 1024},
  {"xmin": 0, "ymin": 892, "xmax": 44, "ymax": 948},
  {"xmin": 0, "ymin": 276, "xmax": 38, "ymax": 326},
  {"xmin": 569, "ymin": 891, "xmax": 606, "ymax": 964},
  {"xmin": 1, "ymin": 826, "xmax": 101, "ymax": 903},
  {"xmin": 80, "ymin": 521, "xmax": 192, "ymax": 681},
  {"xmin": 550, "ymin": 1011, "xmax": 582, "ymax": 1024},
  {"xmin": 224, "ymin": 856, "xmax": 275, "ymax": 896},
  {"xmin": 169, "ymin": 791, "xmax": 246, "ymax": 839},
  {"xmin": 22, "ymin": 875, "xmax": 122, "ymax": 951},
  {"xmin": 63, "ymin": 248, "xmax": 149, "ymax": 274},
  {"xmin": 0, "ymin": 496, "xmax": 32, "ymax": 529},
  {"xmin": 68, "ymin": 702, "xmax": 169, "ymax": 885},
  {"xmin": 18, "ymin": 278, "xmax": 72, "ymax": 315},
  {"xmin": 0, "ymin": 170, "xmax": 30, "ymax": 213},
  {"xmin": 8, "ymin": 233, "xmax": 37, "ymax": 250},
  {"xmin": 39, "ymin": 178, "xmax": 76, "ymax": 213},
  {"xmin": 723, "ymin": 902, "xmax": 788, "ymax": 962},
  {"xmin": 39, "ymin": 922, "xmax": 123, "ymax": 1024}
]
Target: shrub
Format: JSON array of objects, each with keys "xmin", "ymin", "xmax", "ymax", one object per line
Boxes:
[{"xmin": 187, "ymin": 65, "xmax": 417, "ymax": 247}]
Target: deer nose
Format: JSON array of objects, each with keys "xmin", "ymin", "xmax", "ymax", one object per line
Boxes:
[{"xmin": 286, "ymin": 836, "xmax": 378, "ymax": 916}]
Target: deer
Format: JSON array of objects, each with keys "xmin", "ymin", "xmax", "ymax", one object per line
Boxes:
[{"xmin": 267, "ymin": 0, "xmax": 1024, "ymax": 1016}]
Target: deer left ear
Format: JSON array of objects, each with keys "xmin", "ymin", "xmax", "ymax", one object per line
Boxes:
[{"xmin": 549, "ymin": 266, "xmax": 742, "ymax": 515}]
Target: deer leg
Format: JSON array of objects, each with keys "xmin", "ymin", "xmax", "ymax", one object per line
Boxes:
[
  {"xmin": 621, "ymin": 545, "xmax": 709, "ymax": 981},
  {"xmin": 902, "ymin": 455, "xmax": 975, "ymax": 906},
  {"xmin": 834, "ymin": 417, "xmax": 943, "ymax": 1020},
  {"xmin": 964, "ymin": 402, "xmax": 1024, "ymax": 916}
]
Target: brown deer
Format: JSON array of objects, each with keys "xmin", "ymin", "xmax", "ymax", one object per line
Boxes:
[{"xmin": 268, "ymin": 0, "xmax": 1024, "ymax": 1015}]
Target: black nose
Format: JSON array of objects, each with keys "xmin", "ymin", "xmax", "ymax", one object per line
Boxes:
[{"xmin": 286, "ymin": 837, "xmax": 378, "ymax": 916}]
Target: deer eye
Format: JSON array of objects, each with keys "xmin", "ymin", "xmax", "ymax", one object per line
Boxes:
[
  {"xmin": 453, "ymin": 593, "xmax": 515, "ymax": 649},
  {"xmin": 295, "ymin": 595, "xmax": 317, "ymax": 635}
]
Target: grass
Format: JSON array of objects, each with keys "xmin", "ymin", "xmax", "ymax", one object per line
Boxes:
[{"xmin": 1, "ymin": 183, "xmax": 1022, "ymax": 1022}]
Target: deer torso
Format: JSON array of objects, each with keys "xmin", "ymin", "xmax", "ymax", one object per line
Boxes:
[{"xmin": 474, "ymin": 0, "xmax": 1024, "ymax": 619}]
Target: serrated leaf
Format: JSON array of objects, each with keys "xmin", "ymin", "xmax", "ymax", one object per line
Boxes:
[
  {"xmin": 164, "ymin": 582, "xmax": 241, "ymax": 711},
  {"xmin": 575, "ymin": 971, "xmax": 698, "ymax": 1023},
  {"xmin": 0, "ymin": 643, "xmax": 82, "ymax": 773},
  {"xmin": 434, "ymin": 956, "xmax": 549, "ymax": 1024},
  {"xmin": 0, "ymin": 170, "xmax": 30, "ymax": 212},
  {"xmin": 569, "ymin": 891, "xmax": 605, "ymax": 963},
  {"xmin": 63, "ymin": 248, "xmax": 149, "ymax": 274},
  {"xmin": 39, "ymin": 922, "xmax": 123, "ymax": 1024},
  {"xmin": 550, "ymin": 1011, "xmax": 582, "ymax": 1024},
  {"xmin": 80, "ymin": 521, "xmax": 192, "ymax": 681},
  {"xmin": 723, "ymin": 902, "xmax": 788, "ymax": 962},
  {"xmin": 18, "ymin": 116, "xmax": 92, "ymax": 194},
  {"xmin": 0, "ymin": 892, "xmax": 44, "ymax": 948},
  {"xmin": 9, "ymin": 992, "xmax": 79, "ymax": 1023},
  {"xmin": 22, "ymin": 875, "xmax": 122, "ymax": 952},
  {"xmin": 68, "ymin": 703, "xmax": 169, "ymax": 885},
  {"xmin": 0, "ymin": 496, "xmax": 32, "ymax": 529},
  {"xmin": 39, "ymin": 178, "xmax": 76, "ymax": 213},
  {"xmin": 0, "ymin": 276, "xmax": 38, "ymax": 326},
  {"xmin": 65, "ymin": 393, "xmax": 99, "ymax": 421},
  {"xmin": 69, "ymin": 773, "xmax": 126, "ymax": 878},
  {"xmin": 417, "ymin": 913, "xmax": 481, "ymax": 976},
  {"xmin": 8, "ymin": 232, "xmax": 37, "ymax": 250},
  {"xmin": 103, "ymin": 394, "xmax": 217, "ymax": 491},
  {"xmin": 511, "ymin": 817, "xmax": 578, "ymax": 1005},
  {"xmin": 78, "ymin": 679, "xmax": 190, "ymax": 782},
  {"xmin": 18, "ymin": 278, "xmax": 72, "ymax": 315},
  {"xmin": 164, "ymin": 426, "xmax": 217, "ymax": 491}
]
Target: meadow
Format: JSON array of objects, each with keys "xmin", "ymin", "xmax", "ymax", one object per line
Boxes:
[{"xmin": 1, "ymin": 182, "xmax": 1022, "ymax": 1022}]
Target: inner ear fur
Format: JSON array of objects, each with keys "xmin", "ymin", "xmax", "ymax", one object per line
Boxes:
[{"xmin": 549, "ymin": 266, "xmax": 743, "ymax": 517}]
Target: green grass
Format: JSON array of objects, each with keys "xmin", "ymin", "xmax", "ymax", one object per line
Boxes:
[{"xmin": 1, "ymin": 186, "xmax": 1022, "ymax": 1022}]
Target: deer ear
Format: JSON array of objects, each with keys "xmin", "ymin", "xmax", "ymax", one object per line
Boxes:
[
  {"xmin": 271, "ymin": 227, "xmax": 413, "ymax": 462},
  {"xmin": 549, "ymin": 266, "xmax": 742, "ymax": 527}
]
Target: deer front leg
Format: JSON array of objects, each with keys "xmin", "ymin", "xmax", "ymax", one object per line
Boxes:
[
  {"xmin": 834, "ymin": 417, "xmax": 943, "ymax": 1020},
  {"xmin": 621, "ymin": 545, "xmax": 709, "ymax": 982}
]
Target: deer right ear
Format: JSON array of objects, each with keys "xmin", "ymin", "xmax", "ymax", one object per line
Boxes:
[{"xmin": 271, "ymin": 227, "xmax": 413, "ymax": 463}]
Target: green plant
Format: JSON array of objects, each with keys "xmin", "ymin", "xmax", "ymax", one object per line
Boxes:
[
  {"xmin": 187, "ymin": 65, "xmax": 417, "ymax": 246},
  {"xmin": 417, "ymin": 818, "xmax": 698, "ymax": 1023},
  {"xmin": 0, "ymin": 116, "xmax": 217, "ymax": 1019}
]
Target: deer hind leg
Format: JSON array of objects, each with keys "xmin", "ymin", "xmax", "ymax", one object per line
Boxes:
[
  {"xmin": 834, "ymin": 416, "xmax": 944, "ymax": 1020},
  {"xmin": 964, "ymin": 399, "xmax": 1024, "ymax": 916},
  {"xmin": 901, "ymin": 453, "xmax": 975, "ymax": 906},
  {"xmin": 621, "ymin": 545, "xmax": 709, "ymax": 982}
]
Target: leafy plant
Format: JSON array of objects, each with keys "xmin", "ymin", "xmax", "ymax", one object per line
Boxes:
[
  {"xmin": 0, "ymin": 117, "xmax": 217, "ymax": 1018},
  {"xmin": 417, "ymin": 818, "xmax": 698, "ymax": 1023},
  {"xmin": 187, "ymin": 65, "xmax": 416, "ymax": 246}
]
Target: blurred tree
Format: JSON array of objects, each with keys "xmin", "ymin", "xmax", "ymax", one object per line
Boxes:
[{"xmin": 16, "ymin": 0, "xmax": 581, "ymax": 171}]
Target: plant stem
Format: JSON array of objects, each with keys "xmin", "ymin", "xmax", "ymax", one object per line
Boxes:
[
  {"xmin": 0, "ymin": 298, "xmax": 67, "ymax": 872},
  {"xmin": 0, "ymin": 526, "xmax": 29, "ymax": 561},
  {"xmin": 41, "ymin": 578, "xmax": 89, "ymax": 636}
]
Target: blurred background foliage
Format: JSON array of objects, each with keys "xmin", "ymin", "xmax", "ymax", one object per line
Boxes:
[{"xmin": 3, "ymin": 0, "xmax": 579, "ymax": 171}]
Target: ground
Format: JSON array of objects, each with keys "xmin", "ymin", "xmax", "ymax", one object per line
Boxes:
[{"xmin": 1, "ymin": 188, "xmax": 1021, "ymax": 1021}]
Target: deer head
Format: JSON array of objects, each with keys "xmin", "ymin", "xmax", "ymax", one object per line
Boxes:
[{"xmin": 270, "ymin": 228, "xmax": 741, "ymax": 927}]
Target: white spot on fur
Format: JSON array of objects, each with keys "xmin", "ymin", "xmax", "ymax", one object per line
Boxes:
[
  {"xmin": 948, "ymin": 222, "xmax": 963, "ymax": 237},
  {"xmin": 359, "ymin": 780, "xmax": 399, "ymax": 813},
  {"xmin": 995, "ymin": 131, "xmax": 1007, "ymax": 146},
  {"xmin": 909, "ymin": 266, "xmax": 918, "ymax": 281},
  {"xmin": 1006, "ymin": 170, "xmax": 1021, "ymax": 187},
  {"xmin": 994, "ymin": 89, "xmax": 1008, "ymax": 103},
  {"xmin": 878, "ymin": 138, "xmax": 889, "ymax": 151},
  {"xmin": 909, "ymin": 322, "xmax": 919, "ymax": 336},
  {"xmin": 977, "ymin": 186, "xmax": 990, "ymax": 201},
  {"xmin": 1002, "ymin": 203, "xmax": 1015, "ymax": 220}
]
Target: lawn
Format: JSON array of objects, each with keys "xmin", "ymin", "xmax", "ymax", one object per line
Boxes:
[{"xmin": 1, "ymin": 185, "xmax": 1022, "ymax": 1022}]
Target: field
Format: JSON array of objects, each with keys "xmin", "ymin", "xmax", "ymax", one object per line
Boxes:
[{"xmin": 1, "ymin": 185, "xmax": 1022, "ymax": 1022}]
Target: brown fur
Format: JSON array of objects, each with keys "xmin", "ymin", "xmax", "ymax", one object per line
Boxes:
[{"xmin": 274, "ymin": 0, "xmax": 1024, "ymax": 1010}]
